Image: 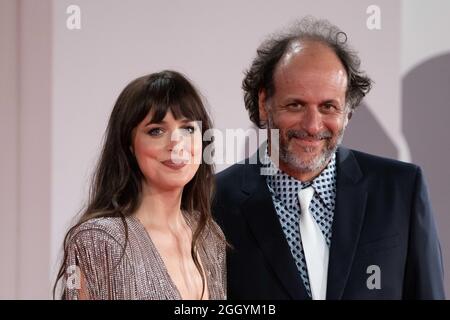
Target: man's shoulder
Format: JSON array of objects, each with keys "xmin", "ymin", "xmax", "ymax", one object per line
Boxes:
[
  {"xmin": 344, "ymin": 147, "xmax": 420, "ymax": 177},
  {"xmin": 214, "ymin": 159, "xmax": 264, "ymax": 203},
  {"xmin": 216, "ymin": 162, "xmax": 252, "ymax": 181}
]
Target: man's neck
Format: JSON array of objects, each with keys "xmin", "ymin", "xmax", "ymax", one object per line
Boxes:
[{"xmin": 278, "ymin": 161, "xmax": 325, "ymax": 182}]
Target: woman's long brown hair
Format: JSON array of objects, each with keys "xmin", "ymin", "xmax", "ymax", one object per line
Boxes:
[{"xmin": 53, "ymin": 70, "xmax": 222, "ymax": 299}]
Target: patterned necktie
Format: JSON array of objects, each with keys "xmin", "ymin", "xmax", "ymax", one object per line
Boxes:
[{"xmin": 298, "ymin": 186, "xmax": 329, "ymax": 300}]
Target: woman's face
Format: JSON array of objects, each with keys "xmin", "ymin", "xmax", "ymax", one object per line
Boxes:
[{"xmin": 132, "ymin": 110, "xmax": 203, "ymax": 192}]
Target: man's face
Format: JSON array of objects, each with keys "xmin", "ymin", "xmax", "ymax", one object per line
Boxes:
[{"xmin": 260, "ymin": 41, "xmax": 350, "ymax": 179}]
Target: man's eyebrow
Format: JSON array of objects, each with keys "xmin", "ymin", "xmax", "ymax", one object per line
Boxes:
[
  {"xmin": 283, "ymin": 98, "xmax": 307, "ymax": 105},
  {"xmin": 285, "ymin": 98, "xmax": 342, "ymax": 103},
  {"xmin": 321, "ymin": 99, "xmax": 341, "ymax": 105}
]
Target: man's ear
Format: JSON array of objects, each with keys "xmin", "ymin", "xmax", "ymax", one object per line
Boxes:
[
  {"xmin": 258, "ymin": 89, "xmax": 268, "ymax": 124},
  {"xmin": 344, "ymin": 109, "xmax": 352, "ymax": 128}
]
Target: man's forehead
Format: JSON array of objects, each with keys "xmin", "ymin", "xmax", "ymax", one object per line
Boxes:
[
  {"xmin": 280, "ymin": 40, "xmax": 341, "ymax": 67},
  {"xmin": 281, "ymin": 39, "xmax": 304, "ymax": 65},
  {"xmin": 274, "ymin": 40, "xmax": 347, "ymax": 85}
]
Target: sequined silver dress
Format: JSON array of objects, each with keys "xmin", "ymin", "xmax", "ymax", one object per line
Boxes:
[{"xmin": 63, "ymin": 213, "xmax": 226, "ymax": 300}]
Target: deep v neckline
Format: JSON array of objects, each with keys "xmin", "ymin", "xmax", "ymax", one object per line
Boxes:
[{"xmin": 129, "ymin": 213, "xmax": 210, "ymax": 300}]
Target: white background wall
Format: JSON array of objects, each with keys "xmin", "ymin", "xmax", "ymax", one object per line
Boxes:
[
  {"xmin": 0, "ymin": 0, "xmax": 19, "ymax": 299},
  {"xmin": 401, "ymin": 0, "xmax": 450, "ymax": 75},
  {"xmin": 1, "ymin": 0, "xmax": 51, "ymax": 299}
]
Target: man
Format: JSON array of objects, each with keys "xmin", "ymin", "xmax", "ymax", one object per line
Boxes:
[{"xmin": 213, "ymin": 17, "xmax": 445, "ymax": 299}]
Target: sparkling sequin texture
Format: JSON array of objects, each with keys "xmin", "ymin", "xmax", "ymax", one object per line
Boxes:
[{"xmin": 62, "ymin": 214, "xmax": 226, "ymax": 300}]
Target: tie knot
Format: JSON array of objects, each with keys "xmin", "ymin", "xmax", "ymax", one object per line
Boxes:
[{"xmin": 298, "ymin": 186, "xmax": 314, "ymax": 212}]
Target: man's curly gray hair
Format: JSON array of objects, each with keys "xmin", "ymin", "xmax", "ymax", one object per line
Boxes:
[{"xmin": 242, "ymin": 16, "xmax": 373, "ymax": 128}]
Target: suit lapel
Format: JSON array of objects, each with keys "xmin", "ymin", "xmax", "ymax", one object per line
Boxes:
[
  {"xmin": 240, "ymin": 163, "xmax": 310, "ymax": 300},
  {"xmin": 326, "ymin": 147, "xmax": 368, "ymax": 299}
]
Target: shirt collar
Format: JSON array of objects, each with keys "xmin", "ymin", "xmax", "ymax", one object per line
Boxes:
[{"xmin": 264, "ymin": 147, "xmax": 337, "ymax": 211}]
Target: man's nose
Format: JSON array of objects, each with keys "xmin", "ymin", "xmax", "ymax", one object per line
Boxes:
[{"xmin": 300, "ymin": 107, "xmax": 323, "ymax": 135}]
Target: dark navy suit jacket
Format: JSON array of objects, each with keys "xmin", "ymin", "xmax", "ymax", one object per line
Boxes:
[{"xmin": 213, "ymin": 147, "xmax": 445, "ymax": 299}]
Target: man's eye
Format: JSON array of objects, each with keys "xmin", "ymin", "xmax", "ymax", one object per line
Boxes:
[
  {"xmin": 287, "ymin": 103, "xmax": 302, "ymax": 109},
  {"xmin": 322, "ymin": 104, "xmax": 338, "ymax": 112},
  {"xmin": 148, "ymin": 128, "xmax": 164, "ymax": 136}
]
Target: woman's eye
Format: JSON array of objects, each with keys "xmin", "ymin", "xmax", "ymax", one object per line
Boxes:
[
  {"xmin": 182, "ymin": 126, "xmax": 196, "ymax": 134},
  {"xmin": 148, "ymin": 128, "xmax": 164, "ymax": 136}
]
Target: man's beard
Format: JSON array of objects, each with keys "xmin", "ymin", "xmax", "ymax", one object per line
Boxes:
[{"xmin": 268, "ymin": 115, "xmax": 345, "ymax": 173}]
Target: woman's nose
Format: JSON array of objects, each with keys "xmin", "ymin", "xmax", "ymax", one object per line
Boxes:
[{"xmin": 167, "ymin": 129, "xmax": 189, "ymax": 152}]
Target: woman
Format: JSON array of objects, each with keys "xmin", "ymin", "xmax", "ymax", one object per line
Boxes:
[{"xmin": 53, "ymin": 70, "xmax": 226, "ymax": 300}]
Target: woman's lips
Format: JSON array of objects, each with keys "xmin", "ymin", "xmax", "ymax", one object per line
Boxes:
[{"xmin": 161, "ymin": 159, "xmax": 187, "ymax": 170}]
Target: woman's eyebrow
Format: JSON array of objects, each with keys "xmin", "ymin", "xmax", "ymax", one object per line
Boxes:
[{"xmin": 145, "ymin": 118, "xmax": 192, "ymax": 127}]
